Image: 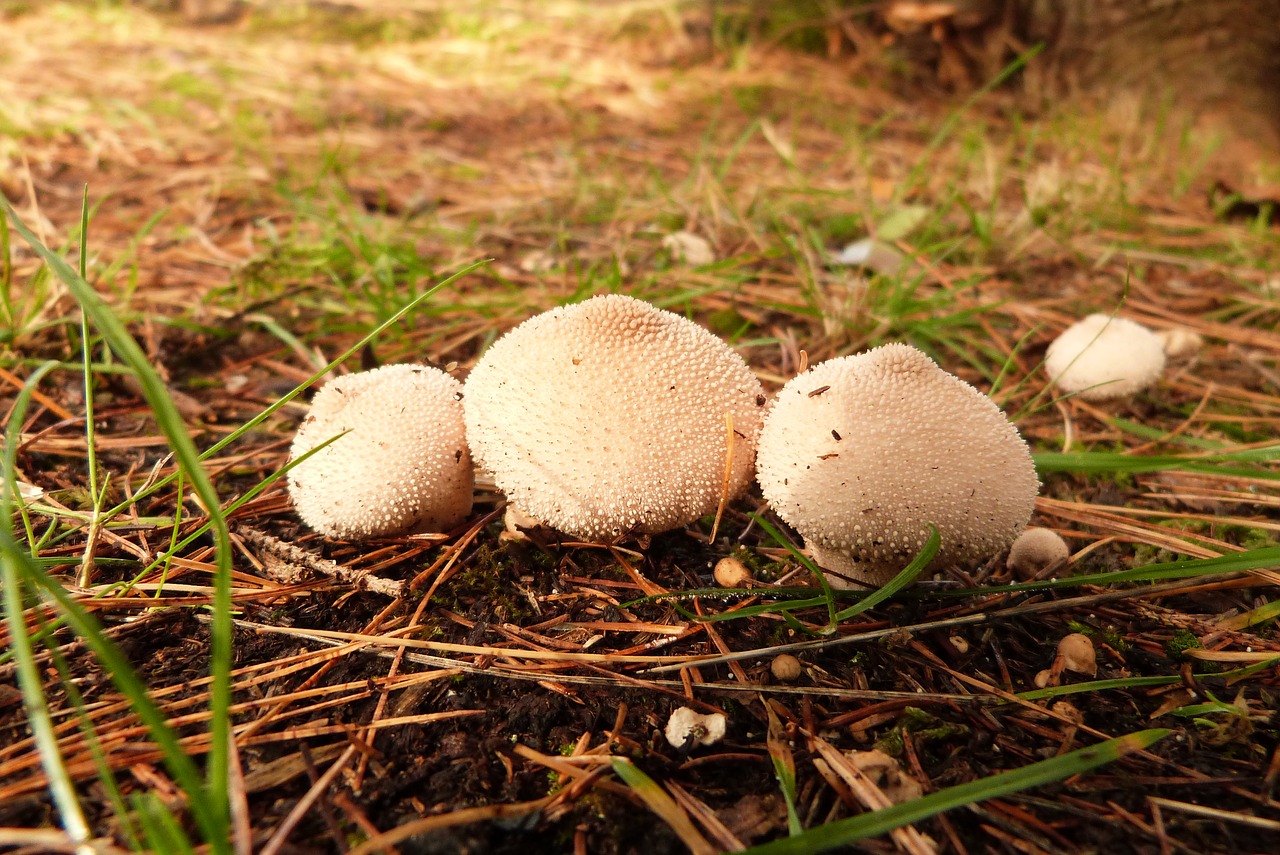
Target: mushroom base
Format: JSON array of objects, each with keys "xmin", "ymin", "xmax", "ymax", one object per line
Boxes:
[{"xmin": 805, "ymin": 541, "xmax": 908, "ymax": 589}]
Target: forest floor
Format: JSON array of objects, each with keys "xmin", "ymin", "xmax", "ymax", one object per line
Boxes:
[{"xmin": 2, "ymin": 2, "xmax": 1279, "ymax": 853}]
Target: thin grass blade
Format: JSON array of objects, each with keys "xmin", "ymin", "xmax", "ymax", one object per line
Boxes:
[{"xmin": 745, "ymin": 729, "xmax": 1170, "ymax": 854}]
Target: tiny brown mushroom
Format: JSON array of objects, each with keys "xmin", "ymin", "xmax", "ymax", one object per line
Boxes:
[
  {"xmin": 1006, "ymin": 527, "xmax": 1070, "ymax": 579},
  {"xmin": 1056, "ymin": 633, "xmax": 1098, "ymax": 677},
  {"xmin": 714, "ymin": 557, "xmax": 753, "ymax": 588},
  {"xmin": 770, "ymin": 654, "xmax": 802, "ymax": 682}
]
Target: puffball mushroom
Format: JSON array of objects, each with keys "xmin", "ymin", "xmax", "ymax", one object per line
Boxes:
[
  {"xmin": 664, "ymin": 707, "xmax": 727, "ymax": 750},
  {"xmin": 1006, "ymin": 527, "xmax": 1070, "ymax": 579},
  {"xmin": 464, "ymin": 294, "xmax": 766, "ymax": 542},
  {"xmin": 288, "ymin": 364, "xmax": 473, "ymax": 539},
  {"xmin": 756, "ymin": 343, "xmax": 1039, "ymax": 587},
  {"xmin": 1045, "ymin": 314, "xmax": 1166, "ymax": 401}
]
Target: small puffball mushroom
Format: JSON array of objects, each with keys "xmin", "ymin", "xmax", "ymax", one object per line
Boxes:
[
  {"xmin": 661, "ymin": 230, "xmax": 716, "ymax": 266},
  {"xmin": 1155, "ymin": 328, "xmax": 1203, "ymax": 359},
  {"xmin": 770, "ymin": 654, "xmax": 803, "ymax": 682},
  {"xmin": 756, "ymin": 343, "xmax": 1039, "ymax": 587},
  {"xmin": 288, "ymin": 364, "xmax": 473, "ymax": 539},
  {"xmin": 664, "ymin": 707, "xmax": 727, "ymax": 750},
  {"xmin": 714, "ymin": 557, "xmax": 753, "ymax": 588},
  {"xmin": 1045, "ymin": 314, "xmax": 1166, "ymax": 401},
  {"xmin": 464, "ymin": 294, "xmax": 767, "ymax": 542},
  {"xmin": 1006, "ymin": 527, "xmax": 1070, "ymax": 579},
  {"xmin": 1056, "ymin": 633, "xmax": 1097, "ymax": 677}
]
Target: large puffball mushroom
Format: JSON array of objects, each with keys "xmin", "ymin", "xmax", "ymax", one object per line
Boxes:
[
  {"xmin": 756, "ymin": 343, "xmax": 1039, "ymax": 587},
  {"xmin": 1044, "ymin": 314, "xmax": 1166, "ymax": 401},
  {"xmin": 288, "ymin": 364, "xmax": 473, "ymax": 539},
  {"xmin": 464, "ymin": 294, "xmax": 767, "ymax": 542}
]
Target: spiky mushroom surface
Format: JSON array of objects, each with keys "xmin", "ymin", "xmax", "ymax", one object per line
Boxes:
[
  {"xmin": 463, "ymin": 294, "xmax": 767, "ymax": 542},
  {"xmin": 1045, "ymin": 314, "xmax": 1166, "ymax": 401},
  {"xmin": 288, "ymin": 364, "xmax": 473, "ymax": 540},
  {"xmin": 756, "ymin": 343, "xmax": 1039, "ymax": 587}
]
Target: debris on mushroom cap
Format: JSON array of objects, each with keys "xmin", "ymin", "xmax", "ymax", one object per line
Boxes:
[
  {"xmin": 1006, "ymin": 527, "xmax": 1070, "ymax": 578},
  {"xmin": 714, "ymin": 556, "xmax": 753, "ymax": 588},
  {"xmin": 288, "ymin": 364, "xmax": 473, "ymax": 540},
  {"xmin": 464, "ymin": 294, "xmax": 767, "ymax": 542},
  {"xmin": 664, "ymin": 706, "xmax": 727, "ymax": 750},
  {"xmin": 755, "ymin": 343, "xmax": 1039, "ymax": 587},
  {"xmin": 1056, "ymin": 633, "xmax": 1097, "ymax": 676},
  {"xmin": 1045, "ymin": 314, "xmax": 1166, "ymax": 401},
  {"xmin": 501, "ymin": 503, "xmax": 545, "ymax": 541},
  {"xmin": 1155, "ymin": 328, "xmax": 1203, "ymax": 359},
  {"xmin": 770, "ymin": 654, "xmax": 802, "ymax": 682}
]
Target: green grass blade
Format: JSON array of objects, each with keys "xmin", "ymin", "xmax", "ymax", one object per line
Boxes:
[
  {"xmin": 98, "ymin": 258, "xmax": 488, "ymax": 522},
  {"xmin": 611, "ymin": 758, "xmax": 715, "ymax": 855},
  {"xmin": 936, "ymin": 545, "xmax": 1280, "ymax": 598},
  {"xmin": 834, "ymin": 526, "xmax": 939, "ymax": 621},
  {"xmin": 1, "ymin": 192, "xmax": 232, "ymax": 850},
  {"xmin": 745, "ymin": 729, "xmax": 1170, "ymax": 854},
  {"xmin": 753, "ymin": 514, "xmax": 839, "ymax": 633},
  {"xmin": 1, "ymin": 362, "xmax": 91, "ymax": 846},
  {"xmin": 1034, "ymin": 446, "xmax": 1280, "ymax": 478},
  {"xmin": 2, "ymin": 556, "xmax": 92, "ymax": 848}
]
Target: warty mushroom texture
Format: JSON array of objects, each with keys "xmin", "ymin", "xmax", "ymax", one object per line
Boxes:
[
  {"xmin": 755, "ymin": 342, "xmax": 1039, "ymax": 587},
  {"xmin": 288, "ymin": 363, "xmax": 474, "ymax": 540},
  {"xmin": 463, "ymin": 294, "xmax": 767, "ymax": 542}
]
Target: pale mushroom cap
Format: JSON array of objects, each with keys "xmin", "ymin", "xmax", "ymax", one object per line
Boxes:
[
  {"xmin": 288, "ymin": 364, "xmax": 474, "ymax": 539},
  {"xmin": 1045, "ymin": 314, "xmax": 1166, "ymax": 401},
  {"xmin": 464, "ymin": 294, "xmax": 767, "ymax": 541},
  {"xmin": 664, "ymin": 707, "xmax": 727, "ymax": 749},
  {"xmin": 1006, "ymin": 527, "xmax": 1070, "ymax": 577},
  {"xmin": 756, "ymin": 343, "xmax": 1039, "ymax": 587}
]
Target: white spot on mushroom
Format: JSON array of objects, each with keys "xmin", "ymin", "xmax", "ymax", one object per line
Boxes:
[
  {"xmin": 464, "ymin": 295, "xmax": 766, "ymax": 542},
  {"xmin": 1044, "ymin": 314, "xmax": 1166, "ymax": 401},
  {"xmin": 756, "ymin": 343, "xmax": 1039, "ymax": 587},
  {"xmin": 288, "ymin": 364, "xmax": 473, "ymax": 540}
]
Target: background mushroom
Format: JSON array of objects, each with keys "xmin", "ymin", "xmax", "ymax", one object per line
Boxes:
[
  {"xmin": 755, "ymin": 343, "xmax": 1039, "ymax": 587},
  {"xmin": 1006, "ymin": 526, "xmax": 1070, "ymax": 579},
  {"xmin": 1044, "ymin": 313, "xmax": 1166, "ymax": 401},
  {"xmin": 464, "ymin": 294, "xmax": 766, "ymax": 542},
  {"xmin": 288, "ymin": 364, "xmax": 473, "ymax": 539}
]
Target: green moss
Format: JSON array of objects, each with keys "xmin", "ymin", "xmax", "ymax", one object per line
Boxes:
[{"xmin": 1166, "ymin": 629, "xmax": 1202, "ymax": 659}]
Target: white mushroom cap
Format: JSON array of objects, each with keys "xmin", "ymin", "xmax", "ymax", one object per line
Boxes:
[
  {"xmin": 288, "ymin": 364, "xmax": 473, "ymax": 539},
  {"xmin": 664, "ymin": 707, "xmax": 727, "ymax": 750},
  {"xmin": 464, "ymin": 294, "xmax": 766, "ymax": 541},
  {"xmin": 1045, "ymin": 314, "xmax": 1166, "ymax": 401},
  {"xmin": 756, "ymin": 343, "xmax": 1039, "ymax": 587},
  {"xmin": 1006, "ymin": 526, "xmax": 1069, "ymax": 578}
]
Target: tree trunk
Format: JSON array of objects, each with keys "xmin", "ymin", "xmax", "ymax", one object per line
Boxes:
[{"xmin": 1016, "ymin": 0, "xmax": 1280, "ymax": 127}]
